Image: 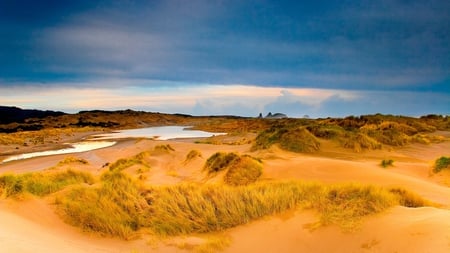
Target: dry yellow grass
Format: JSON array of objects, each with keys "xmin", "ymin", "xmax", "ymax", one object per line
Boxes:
[{"xmin": 0, "ymin": 168, "xmax": 432, "ymax": 239}]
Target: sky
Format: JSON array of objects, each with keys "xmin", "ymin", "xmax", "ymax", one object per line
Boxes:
[{"xmin": 0, "ymin": 0, "xmax": 449, "ymax": 118}]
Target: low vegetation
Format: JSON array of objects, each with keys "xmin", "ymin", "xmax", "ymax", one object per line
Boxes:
[
  {"xmin": 109, "ymin": 151, "xmax": 152, "ymax": 172},
  {"xmin": 56, "ymin": 171, "xmax": 150, "ymax": 239},
  {"xmin": 252, "ymin": 126, "xmax": 320, "ymax": 153},
  {"xmin": 0, "ymin": 168, "xmax": 432, "ymax": 238},
  {"xmin": 341, "ymin": 133, "xmax": 382, "ymax": 152},
  {"xmin": 204, "ymin": 152, "xmax": 240, "ymax": 174},
  {"xmin": 57, "ymin": 156, "xmax": 89, "ymax": 166},
  {"xmin": 184, "ymin": 149, "xmax": 203, "ymax": 163},
  {"xmin": 433, "ymin": 156, "xmax": 450, "ymax": 173},
  {"xmin": 223, "ymin": 155, "xmax": 263, "ymax": 186},
  {"xmin": 152, "ymin": 144, "xmax": 175, "ymax": 155},
  {"xmin": 0, "ymin": 169, "xmax": 94, "ymax": 198}
]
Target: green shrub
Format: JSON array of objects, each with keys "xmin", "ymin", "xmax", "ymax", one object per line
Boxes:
[{"xmin": 433, "ymin": 156, "xmax": 450, "ymax": 173}]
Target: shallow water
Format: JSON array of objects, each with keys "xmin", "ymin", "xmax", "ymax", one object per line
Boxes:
[
  {"xmin": 91, "ymin": 126, "xmax": 225, "ymax": 140},
  {"xmin": 1, "ymin": 126, "xmax": 224, "ymax": 163},
  {"xmin": 1, "ymin": 141, "xmax": 116, "ymax": 163}
]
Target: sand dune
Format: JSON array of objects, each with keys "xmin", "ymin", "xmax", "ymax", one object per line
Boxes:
[{"xmin": 0, "ymin": 134, "xmax": 449, "ymax": 252}]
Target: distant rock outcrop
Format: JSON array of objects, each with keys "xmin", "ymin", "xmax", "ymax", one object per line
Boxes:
[{"xmin": 259, "ymin": 112, "xmax": 288, "ymax": 119}]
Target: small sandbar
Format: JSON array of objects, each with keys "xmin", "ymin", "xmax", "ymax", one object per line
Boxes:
[{"xmin": 1, "ymin": 141, "xmax": 116, "ymax": 163}]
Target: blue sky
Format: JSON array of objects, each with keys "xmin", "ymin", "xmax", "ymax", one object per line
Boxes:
[{"xmin": 0, "ymin": 0, "xmax": 449, "ymax": 117}]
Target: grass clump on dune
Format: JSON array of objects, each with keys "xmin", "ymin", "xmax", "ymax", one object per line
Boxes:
[
  {"xmin": 223, "ymin": 155, "xmax": 263, "ymax": 186},
  {"xmin": 184, "ymin": 149, "xmax": 203, "ymax": 163},
  {"xmin": 0, "ymin": 169, "xmax": 94, "ymax": 198},
  {"xmin": 1, "ymin": 168, "xmax": 429, "ymax": 238},
  {"xmin": 147, "ymin": 182, "xmax": 318, "ymax": 235},
  {"xmin": 204, "ymin": 152, "xmax": 240, "ymax": 174},
  {"xmin": 57, "ymin": 156, "xmax": 89, "ymax": 166},
  {"xmin": 341, "ymin": 132, "xmax": 382, "ymax": 152},
  {"xmin": 204, "ymin": 152, "xmax": 263, "ymax": 185},
  {"xmin": 109, "ymin": 151, "xmax": 151, "ymax": 172},
  {"xmin": 252, "ymin": 126, "xmax": 320, "ymax": 153},
  {"xmin": 433, "ymin": 156, "xmax": 450, "ymax": 173},
  {"xmin": 56, "ymin": 171, "xmax": 150, "ymax": 239},
  {"xmin": 153, "ymin": 144, "xmax": 175, "ymax": 154},
  {"xmin": 147, "ymin": 183, "xmax": 428, "ymax": 235}
]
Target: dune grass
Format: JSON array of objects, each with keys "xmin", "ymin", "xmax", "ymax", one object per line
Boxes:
[
  {"xmin": 147, "ymin": 182, "xmax": 429, "ymax": 235},
  {"xmin": 0, "ymin": 168, "xmax": 432, "ymax": 239},
  {"xmin": 252, "ymin": 126, "xmax": 320, "ymax": 153},
  {"xmin": 223, "ymin": 155, "xmax": 263, "ymax": 186},
  {"xmin": 341, "ymin": 132, "xmax": 382, "ymax": 152},
  {"xmin": 109, "ymin": 151, "xmax": 152, "ymax": 172},
  {"xmin": 153, "ymin": 144, "xmax": 175, "ymax": 154},
  {"xmin": 57, "ymin": 156, "xmax": 89, "ymax": 165},
  {"xmin": 204, "ymin": 152, "xmax": 263, "ymax": 185},
  {"xmin": 56, "ymin": 171, "xmax": 151, "ymax": 239},
  {"xmin": 204, "ymin": 152, "xmax": 240, "ymax": 174},
  {"xmin": 0, "ymin": 169, "xmax": 94, "ymax": 198},
  {"xmin": 184, "ymin": 149, "xmax": 203, "ymax": 163}
]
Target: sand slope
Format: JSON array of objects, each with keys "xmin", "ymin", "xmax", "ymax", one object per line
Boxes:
[
  {"xmin": 225, "ymin": 206, "xmax": 450, "ymax": 253},
  {"xmin": 0, "ymin": 136, "xmax": 449, "ymax": 252}
]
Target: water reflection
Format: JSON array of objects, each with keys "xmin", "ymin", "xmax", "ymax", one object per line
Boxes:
[
  {"xmin": 1, "ymin": 141, "xmax": 116, "ymax": 163},
  {"xmin": 1, "ymin": 126, "xmax": 225, "ymax": 163},
  {"xmin": 92, "ymin": 126, "xmax": 225, "ymax": 140}
]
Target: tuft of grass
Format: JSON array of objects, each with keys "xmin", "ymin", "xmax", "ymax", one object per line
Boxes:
[
  {"xmin": 224, "ymin": 155, "xmax": 263, "ymax": 186},
  {"xmin": 204, "ymin": 152, "xmax": 263, "ymax": 185},
  {"xmin": 0, "ymin": 169, "xmax": 95, "ymax": 198},
  {"xmin": 153, "ymin": 144, "xmax": 175, "ymax": 153},
  {"xmin": 203, "ymin": 152, "xmax": 240, "ymax": 174},
  {"xmin": 56, "ymin": 171, "xmax": 150, "ymax": 239},
  {"xmin": 185, "ymin": 150, "xmax": 203, "ymax": 163},
  {"xmin": 341, "ymin": 133, "xmax": 382, "ymax": 152},
  {"xmin": 380, "ymin": 159, "xmax": 394, "ymax": 168},
  {"xmin": 193, "ymin": 234, "xmax": 231, "ymax": 253},
  {"xmin": 388, "ymin": 188, "xmax": 432, "ymax": 207},
  {"xmin": 433, "ymin": 156, "xmax": 450, "ymax": 173},
  {"xmin": 109, "ymin": 151, "xmax": 151, "ymax": 172},
  {"xmin": 57, "ymin": 156, "xmax": 89, "ymax": 166},
  {"xmin": 315, "ymin": 184, "xmax": 397, "ymax": 231}
]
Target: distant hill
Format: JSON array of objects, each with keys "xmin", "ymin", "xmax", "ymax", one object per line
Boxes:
[{"xmin": 0, "ymin": 106, "xmax": 66, "ymax": 124}]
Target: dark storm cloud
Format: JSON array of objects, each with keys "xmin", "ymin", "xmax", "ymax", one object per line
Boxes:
[{"xmin": 0, "ymin": 0, "xmax": 448, "ymax": 116}]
